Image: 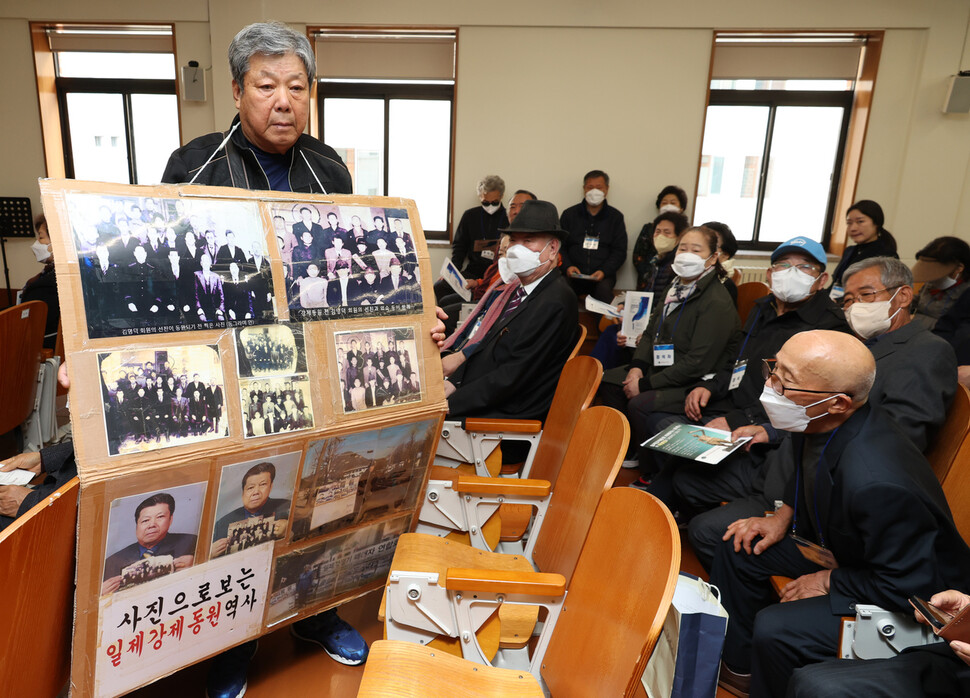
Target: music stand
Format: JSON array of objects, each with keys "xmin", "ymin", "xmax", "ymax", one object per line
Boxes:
[{"xmin": 0, "ymin": 197, "xmax": 36, "ymax": 307}]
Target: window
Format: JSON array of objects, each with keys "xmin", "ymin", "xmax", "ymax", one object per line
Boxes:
[
  {"xmin": 312, "ymin": 29, "xmax": 457, "ymax": 239},
  {"xmin": 695, "ymin": 34, "xmax": 873, "ymax": 248},
  {"xmin": 40, "ymin": 25, "xmax": 180, "ymax": 185}
]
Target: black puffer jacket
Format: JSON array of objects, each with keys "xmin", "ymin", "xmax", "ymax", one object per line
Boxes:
[{"xmin": 162, "ymin": 115, "xmax": 352, "ymax": 194}]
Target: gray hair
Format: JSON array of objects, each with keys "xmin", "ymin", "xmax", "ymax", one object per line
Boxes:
[
  {"xmin": 477, "ymin": 175, "xmax": 505, "ymax": 198},
  {"xmin": 228, "ymin": 22, "xmax": 316, "ymax": 86},
  {"xmin": 843, "ymin": 256, "xmax": 913, "ymax": 289}
]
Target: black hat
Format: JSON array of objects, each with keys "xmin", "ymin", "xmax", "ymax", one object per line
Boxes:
[{"xmin": 500, "ymin": 200, "xmax": 568, "ymax": 240}]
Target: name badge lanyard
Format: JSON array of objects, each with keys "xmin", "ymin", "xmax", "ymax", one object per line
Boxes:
[
  {"xmin": 736, "ymin": 304, "xmax": 763, "ymax": 362},
  {"xmin": 791, "ymin": 427, "xmax": 840, "ymax": 546},
  {"xmin": 655, "ymin": 292, "xmax": 690, "ymax": 343},
  {"xmin": 729, "ymin": 305, "xmax": 763, "ymax": 389}
]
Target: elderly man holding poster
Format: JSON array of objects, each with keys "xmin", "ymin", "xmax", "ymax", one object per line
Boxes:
[{"xmin": 162, "ymin": 20, "xmax": 365, "ymax": 698}]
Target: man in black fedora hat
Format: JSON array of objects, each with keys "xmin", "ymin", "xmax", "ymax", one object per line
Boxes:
[{"xmin": 441, "ymin": 199, "xmax": 579, "ymax": 421}]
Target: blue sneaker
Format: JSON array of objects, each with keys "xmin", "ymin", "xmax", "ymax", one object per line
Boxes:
[
  {"xmin": 206, "ymin": 639, "xmax": 257, "ymax": 698},
  {"xmin": 291, "ymin": 609, "xmax": 369, "ymax": 665}
]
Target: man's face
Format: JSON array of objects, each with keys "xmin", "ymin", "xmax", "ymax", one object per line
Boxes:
[
  {"xmin": 134, "ymin": 246, "xmax": 147, "ymax": 264},
  {"xmin": 767, "ymin": 253, "xmax": 826, "ymax": 294},
  {"xmin": 508, "ymin": 193, "xmax": 532, "ymax": 223},
  {"xmin": 508, "ymin": 231, "xmax": 556, "ymax": 268},
  {"xmin": 584, "ymin": 176, "xmax": 609, "ymax": 198},
  {"xmin": 843, "ymin": 266, "xmax": 908, "ymax": 329},
  {"xmin": 233, "ymin": 52, "xmax": 310, "ymax": 155},
  {"xmin": 327, "ymin": 213, "xmax": 338, "ymax": 228},
  {"xmin": 135, "ymin": 503, "xmax": 172, "ymax": 548},
  {"xmin": 242, "ymin": 472, "xmax": 273, "ymax": 513}
]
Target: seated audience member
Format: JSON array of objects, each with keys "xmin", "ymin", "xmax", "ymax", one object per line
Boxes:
[
  {"xmin": 597, "ymin": 226, "xmax": 740, "ymax": 484},
  {"xmin": 704, "ymin": 220, "xmax": 739, "ymax": 305},
  {"xmin": 21, "ymin": 214, "xmax": 60, "ymax": 349},
  {"xmin": 911, "ymin": 235, "xmax": 970, "ymax": 330},
  {"xmin": 686, "ymin": 256, "xmax": 956, "ymax": 570},
  {"xmin": 933, "ymin": 280, "xmax": 970, "ymax": 387},
  {"xmin": 442, "ymin": 200, "xmax": 577, "ymax": 421},
  {"xmin": 632, "ymin": 185, "xmax": 688, "ymax": 291},
  {"xmin": 787, "ymin": 588, "xmax": 970, "ymax": 696},
  {"xmin": 436, "ymin": 174, "xmax": 508, "ymax": 301},
  {"xmin": 829, "ymin": 199, "xmax": 898, "ymax": 298},
  {"xmin": 559, "ymin": 169, "xmax": 628, "ymax": 302},
  {"xmin": 0, "ymin": 442, "xmax": 76, "ymax": 532},
  {"xmin": 710, "ymin": 330, "xmax": 970, "ymax": 698},
  {"xmin": 438, "ymin": 189, "xmax": 537, "ymax": 311},
  {"xmin": 590, "ymin": 210, "xmax": 690, "ymax": 371}
]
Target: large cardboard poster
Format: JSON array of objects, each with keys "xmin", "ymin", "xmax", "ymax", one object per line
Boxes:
[{"xmin": 39, "ymin": 180, "xmax": 447, "ymax": 697}]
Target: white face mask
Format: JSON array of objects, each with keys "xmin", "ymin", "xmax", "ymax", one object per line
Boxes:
[
  {"xmin": 505, "ymin": 240, "xmax": 552, "ymax": 277},
  {"xmin": 497, "ymin": 257, "xmax": 518, "ymax": 284},
  {"xmin": 845, "ymin": 288, "xmax": 902, "ymax": 340},
  {"xmin": 653, "ymin": 234, "xmax": 678, "ymax": 255},
  {"xmin": 759, "ymin": 384, "xmax": 843, "ymax": 432},
  {"xmin": 771, "ymin": 266, "xmax": 819, "ymax": 303},
  {"xmin": 932, "ymin": 274, "xmax": 958, "ymax": 290},
  {"xmin": 482, "ymin": 202, "xmax": 500, "ymax": 215},
  {"xmin": 672, "ymin": 252, "xmax": 711, "ymax": 280},
  {"xmin": 31, "ymin": 241, "xmax": 52, "ymax": 263},
  {"xmin": 658, "ymin": 203, "xmax": 681, "ymax": 215},
  {"xmin": 720, "ymin": 258, "xmax": 736, "ymax": 276},
  {"xmin": 585, "ymin": 188, "xmax": 606, "ymax": 206}
]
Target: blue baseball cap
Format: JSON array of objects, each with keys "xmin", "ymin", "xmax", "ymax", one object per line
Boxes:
[{"xmin": 771, "ymin": 237, "xmax": 827, "ymax": 266}]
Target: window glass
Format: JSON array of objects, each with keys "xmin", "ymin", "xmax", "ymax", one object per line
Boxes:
[
  {"xmin": 693, "ymin": 105, "xmax": 769, "ymax": 241},
  {"xmin": 387, "ymin": 99, "xmax": 451, "ymax": 232},
  {"xmin": 130, "ymin": 93, "xmax": 181, "ymax": 184},
  {"xmin": 322, "ymin": 98, "xmax": 385, "ymax": 196},
  {"xmin": 65, "ymin": 92, "xmax": 130, "ymax": 184},
  {"xmin": 56, "ymin": 52, "xmax": 175, "ymax": 80},
  {"xmin": 758, "ymin": 106, "xmax": 845, "ymax": 243}
]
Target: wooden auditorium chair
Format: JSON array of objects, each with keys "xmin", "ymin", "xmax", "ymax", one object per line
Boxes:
[
  {"xmin": 382, "ymin": 406, "xmax": 628, "ymax": 657},
  {"xmin": 417, "ymin": 400, "xmax": 625, "ymax": 558},
  {"xmin": 361, "ymin": 487, "xmax": 681, "ymax": 696},
  {"xmin": 0, "ymin": 477, "xmax": 79, "ymax": 696},
  {"xmin": 433, "ymin": 355, "xmax": 601, "ymax": 478},
  {"xmin": 736, "ymin": 280, "xmax": 771, "ymax": 325},
  {"xmin": 0, "ymin": 300, "xmax": 48, "ymax": 446}
]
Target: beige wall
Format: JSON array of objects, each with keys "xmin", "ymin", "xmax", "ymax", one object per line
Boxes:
[{"xmin": 2, "ymin": 0, "xmax": 970, "ymax": 290}]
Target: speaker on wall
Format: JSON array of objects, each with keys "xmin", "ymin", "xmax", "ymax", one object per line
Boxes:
[
  {"xmin": 181, "ymin": 61, "xmax": 206, "ymax": 103},
  {"xmin": 942, "ymin": 73, "xmax": 970, "ymax": 114}
]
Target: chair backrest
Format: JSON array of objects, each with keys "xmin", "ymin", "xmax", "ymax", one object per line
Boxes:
[
  {"xmin": 926, "ymin": 383, "xmax": 970, "ymax": 483},
  {"xmin": 0, "ymin": 476, "xmax": 79, "ymax": 697},
  {"xmin": 542, "ymin": 488, "xmax": 680, "ymax": 697},
  {"xmin": 531, "ymin": 406, "xmax": 628, "ymax": 582},
  {"xmin": 736, "ymin": 281, "xmax": 771, "ymax": 325},
  {"xmin": 567, "ymin": 323, "xmax": 587, "ymax": 360},
  {"xmin": 0, "ymin": 300, "xmax": 47, "ymax": 434},
  {"xmin": 528, "ymin": 355, "xmax": 602, "ymax": 484}
]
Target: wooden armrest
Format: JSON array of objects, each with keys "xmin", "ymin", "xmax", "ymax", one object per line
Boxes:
[
  {"xmin": 463, "ymin": 417, "xmax": 542, "ymax": 434},
  {"xmin": 454, "ymin": 475, "xmax": 551, "ymax": 497},
  {"xmin": 40, "ymin": 348, "xmax": 54, "ymax": 361},
  {"xmin": 770, "ymin": 575, "xmax": 794, "ymax": 596},
  {"xmin": 444, "ymin": 568, "xmax": 566, "ymax": 596}
]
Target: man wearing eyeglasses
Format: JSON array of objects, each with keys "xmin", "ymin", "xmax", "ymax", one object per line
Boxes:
[
  {"xmin": 710, "ymin": 330, "xmax": 970, "ymax": 698},
  {"xmin": 839, "ymin": 256, "xmax": 956, "ymax": 451}
]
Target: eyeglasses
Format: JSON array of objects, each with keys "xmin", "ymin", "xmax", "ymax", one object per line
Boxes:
[
  {"xmin": 770, "ymin": 262, "xmax": 820, "ymax": 275},
  {"xmin": 838, "ymin": 285, "xmax": 901, "ymax": 309},
  {"xmin": 761, "ymin": 359, "xmax": 853, "ymax": 398}
]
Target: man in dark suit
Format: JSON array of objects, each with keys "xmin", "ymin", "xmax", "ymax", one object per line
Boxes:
[
  {"xmin": 246, "ymin": 241, "xmax": 274, "ymax": 320},
  {"xmin": 216, "ymin": 230, "xmax": 248, "ymax": 270},
  {"xmin": 443, "ymin": 199, "xmax": 578, "ymax": 421},
  {"xmin": 224, "ymin": 262, "xmax": 254, "ymax": 321},
  {"xmin": 210, "ymin": 462, "xmax": 290, "ymax": 557},
  {"xmin": 101, "ymin": 492, "xmax": 197, "ymax": 595},
  {"xmin": 194, "ymin": 252, "xmax": 225, "ymax": 323},
  {"xmin": 710, "ymin": 330, "xmax": 970, "ymax": 698},
  {"xmin": 292, "ymin": 207, "xmax": 326, "ymax": 251}
]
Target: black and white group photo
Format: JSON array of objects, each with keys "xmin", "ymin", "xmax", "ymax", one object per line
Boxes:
[
  {"xmin": 234, "ymin": 324, "xmax": 307, "ymax": 378},
  {"xmin": 98, "ymin": 345, "xmax": 228, "ymax": 456},
  {"xmin": 272, "ymin": 203, "xmax": 422, "ymax": 320},
  {"xmin": 333, "ymin": 328, "xmax": 422, "ymax": 414},
  {"xmin": 67, "ymin": 192, "xmax": 276, "ymax": 338},
  {"xmin": 239, "ymin": 376, "xmax": 314, "ymax": 438}
]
